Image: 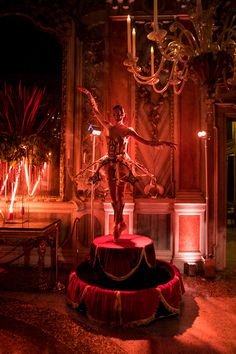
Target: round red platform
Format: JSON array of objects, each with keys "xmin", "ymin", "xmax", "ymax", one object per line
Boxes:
[
  {"xmin": 67, "ymin": 234, "xmax": 185, "ymax": 326},
  {"xmin": 90, "ymin": 234, "xmax": 156, "ymax": 281},
  {"xmin": 67, "ymin": 259, "xmax": 184, "ymax": 326}
]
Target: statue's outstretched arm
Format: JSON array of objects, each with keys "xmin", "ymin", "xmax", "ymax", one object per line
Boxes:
[
  {"xmin": 150, "ymin": 140, "xmax": 177, "ymax": 149},
  {"xmin": 77, "ymin": 87, "xmax": 108, "ymax": 129},
  {"xmin": 129, "ymin": 128, "xmax": 176, "ymax": 149}
]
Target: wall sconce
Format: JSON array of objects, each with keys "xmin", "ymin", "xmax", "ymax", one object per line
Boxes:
[
  {"xmin": 197, "ymin": 130, "xmax": 207, "ymax": 139},
  {"xmin": 197, "ymin": 130, "xmax": 211, "ymax": 139},
  {"xmin": 88, "ymin": 124, "xmax": 102, "ymax": 136}
]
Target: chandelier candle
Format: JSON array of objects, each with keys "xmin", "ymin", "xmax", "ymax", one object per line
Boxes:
[
  {"xmin": 132, "ymin": 27, "xmax": 136, "ymax": 58},
  {"xmin": 151, "ymin": 46, "xmax": 154, "ymax": 76},
  {"xmin": 127, "ymin": 15, "xmax": 131, "ymax": 55}
]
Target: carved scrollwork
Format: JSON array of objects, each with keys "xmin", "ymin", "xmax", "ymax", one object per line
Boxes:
[{"xmin": 137, "ymin": 86, "xmax": 167, "ymax": 141}]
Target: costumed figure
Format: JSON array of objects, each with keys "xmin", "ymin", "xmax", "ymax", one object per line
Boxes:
[{"xmin": 76, "ymin": 87, "xmax": 176, "ymax": 241}]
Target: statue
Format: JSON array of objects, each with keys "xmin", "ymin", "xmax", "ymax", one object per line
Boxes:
[{"xmin": 77, "ymin": 87, "xmax": 176, "ymax": 241}]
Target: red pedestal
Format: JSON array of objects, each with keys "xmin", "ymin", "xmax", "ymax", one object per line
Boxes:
[
  {"xmin": 67, "ymin": 234, "xmax": 184, "ymax": 326},
  {"xmin": 90, "ymin": 234, "xmax": 156, "ymax": 281}
]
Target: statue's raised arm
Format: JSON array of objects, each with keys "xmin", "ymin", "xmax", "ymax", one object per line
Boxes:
[{"xmin": 77, "ymin": 87, "xmax": 108, "ymax": 129}]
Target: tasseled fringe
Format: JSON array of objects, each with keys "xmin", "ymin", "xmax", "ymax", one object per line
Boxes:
[{"xmin": 156, "ymin": 288, "xmax": 180, "ymax": 314}]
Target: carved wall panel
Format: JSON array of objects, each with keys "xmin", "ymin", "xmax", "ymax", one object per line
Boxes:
[{"xmin": 134, "ymin": 87, "xmax": 175, "ymax": 198}]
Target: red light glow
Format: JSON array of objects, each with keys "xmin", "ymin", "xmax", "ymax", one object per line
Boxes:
[{"xmin": 0, "ymin": 159, "xmax": 48, "ymax": 218}]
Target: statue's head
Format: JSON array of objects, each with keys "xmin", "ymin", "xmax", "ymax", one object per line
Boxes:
[{"xmin": 113, "ymin": 105, "xmax": 125, "ymax": 123}]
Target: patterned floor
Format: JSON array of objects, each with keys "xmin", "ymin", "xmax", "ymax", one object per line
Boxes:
[{"xmin": 0, "ymin": 228, "xmax": 235, "ymax": 353}]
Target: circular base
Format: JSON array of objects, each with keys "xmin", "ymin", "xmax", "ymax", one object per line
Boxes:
[{"xmin": 67, "ymin": 260, "xmax": 185, "ymax": 326}]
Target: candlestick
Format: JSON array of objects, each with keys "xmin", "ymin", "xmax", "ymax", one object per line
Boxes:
[
  {"xmin": 127, "ymin": 15, "xmax": 131, "ymax": 54},
  {"xmin": 132, "ymin": 27, "xmax": 136, "ymax": 58},
  {"xmin": 154, "ymin": 0, "xmax": 158, "ymax": 32},
  {"xmin": 151, "ymin": 46, "xmax": 154, "ymax": 76}
]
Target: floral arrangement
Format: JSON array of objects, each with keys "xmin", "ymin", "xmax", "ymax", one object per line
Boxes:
[{"xmin": 0, "ymin": 82, "xmax": 60, "ymax": 165}]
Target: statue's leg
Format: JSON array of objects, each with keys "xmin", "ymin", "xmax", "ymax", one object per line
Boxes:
[
  {"xmin": 117, "ymin": 202, "xmax": 126, "ymax": 235},
  {"xmin": 115, "ymin": 201, "xmax": 125, "ymax": 224},
  {"xmin": 116, "ymin": 178, "xmax": 127, "ymax": 237},
  {"xmin": 107, "ymin": 164, "xmax": 128, "ymax": 240},
  {"xmin": 112, "ymin": 202, "xmax": 120, "ymax": 241},
  {"xmin": 111, "ymin": 202, "xmax": 118, "ymax": 224},
  {"xmin": 107, "ymin": 165, "xmax": 120, "ymax": 240}
]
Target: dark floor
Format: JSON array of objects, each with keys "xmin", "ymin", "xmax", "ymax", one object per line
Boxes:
[
  {"xmin": 0, "ymin": 268, "xmax": 236, "ymax": 354},
  {"xmin": 0, "ymin": 227, "xmax": 235, "ymax": 354}
]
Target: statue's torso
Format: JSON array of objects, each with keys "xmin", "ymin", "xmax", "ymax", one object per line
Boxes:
[{"xmin": 106, "ymin": 124, "xmax": 130, "ymax": 158}]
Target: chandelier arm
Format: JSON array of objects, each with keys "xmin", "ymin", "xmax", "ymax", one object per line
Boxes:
[
  {"xmin": 177, "ymin": 32, "xmax": 198, "ymax": 57},
  {"xmin": 168, "ymin": 62, "xmax": 188, "ymax": 95},
  {"xmin": 130, "ymin": 67, "xmax": 155, "ymax": 82},
  {"xmin": 152, "ymin": 81, "xmax": 171, "ymax": 94},
  {"xmin": 217, "ymin": 27, "xmax": 236, "ymax": 48},
  {"xmin": 181, "ymin": 65, "xmax": 190, "ymax": 80},
  {"xmin": 147, "ymin": 33, "xmax": 186, "ymax": 62},
  {"xmin": 132, "ymin": 67, "xmax": 171, "ymax": 90},
  {"xmin": 150, "ymin": 64, "xmax": 176, "ymax": 93},
  {"xmin": 173, "ymin": 78, "xmax": 187, "ymax": 95},
  {"xmin": 173, "ymin": 63, "xmax": 191, "ymax": 95},
  {"xmin": 157, "ymin": 37, "xmax": 193, "ymax": 63},
  {"xmin": 128, "ymin": 56, "xmax": 166, "ymax": 84},
  {"xmin": 144, "ymin": 55, "xmax": 166, "ymax": 80},
  {"xmin": 151, "ymin": 60, "xmax": 176, "ymax": 93},
  {"xmin": 154, "ymin": 40, "xmax": 181, "ymax": 62},
  {"xmin": 153, "ymin": 56, "xmax": 166, "ymax": 75},
  {"xmin": 164, "ymin": 43, "xmax": 185, "ymax": 62},
  {"xmin": 133, "ymin": 74, "xmax": 156, "ymax": 85},
  {"xmin": 169, "ymin": 22, "xmax": 200, "ymax": 55}
]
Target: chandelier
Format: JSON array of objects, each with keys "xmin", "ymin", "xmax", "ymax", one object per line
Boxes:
[{"xmin": 124, "ymin": 0, "xmax": 236, "ymax": 95}]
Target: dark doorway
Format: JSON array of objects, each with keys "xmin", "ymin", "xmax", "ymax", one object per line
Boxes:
[
  {"xmin": 226, "ymin": 119, "xmax": 236, "ymax": 273},
  {"xmin": 0, "ymin": 15, "xmax": 62, "ymax": 94}
]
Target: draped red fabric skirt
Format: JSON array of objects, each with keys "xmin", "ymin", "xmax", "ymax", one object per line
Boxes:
[{"xmin": 67, "ymin": 234, "xmax": 184, "ymax": 326}]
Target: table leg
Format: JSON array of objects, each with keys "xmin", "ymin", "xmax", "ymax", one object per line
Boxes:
[
  {"xmin": 38, "ymin": 239, "xmax": 48, "ymax": 291},
  {"xmin": 53, "ymin": 223, "xmax": 64, "ymax": 291}
]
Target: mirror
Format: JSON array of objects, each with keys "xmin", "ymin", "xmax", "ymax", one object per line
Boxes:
[{"xmin": 0, "ymin": 15, "xmax": 62, "ymax": 199}]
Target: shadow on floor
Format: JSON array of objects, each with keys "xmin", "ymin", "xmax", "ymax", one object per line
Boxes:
[{"xmin": 0, "ymin": 266, "xmax": 236, "ymax": 354}]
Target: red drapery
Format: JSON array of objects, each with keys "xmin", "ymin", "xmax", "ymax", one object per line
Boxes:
[
  {"xmin": 90, "ymin": 234, "xmax": 156, "ymax": 281},
  {"xmin": 67, "ymin": 260, "xmax": 184, "ymax": 326}
]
